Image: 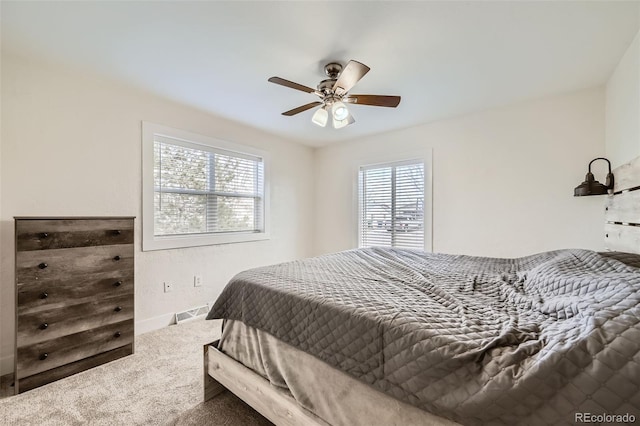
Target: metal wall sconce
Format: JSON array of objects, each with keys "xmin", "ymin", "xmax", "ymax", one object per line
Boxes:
[{"xmin": 574, "ymin": 157, "xmax": 614, "ymax": 196}]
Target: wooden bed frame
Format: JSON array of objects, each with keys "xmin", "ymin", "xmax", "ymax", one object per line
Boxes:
[
  {"xmin": 204, "ymin": 155, "xmax": 640, "ymax": 425},
  {"xmin": 204, "ymin": 340, "xmax": 329, "ymax": 426}
]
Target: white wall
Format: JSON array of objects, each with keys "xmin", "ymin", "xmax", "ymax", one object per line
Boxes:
[
  {"xmin": 0, "ymin": 53, "xmax": 315, "ymax": 374},
  {"xmin": 606, "ymin": 30, "xmax": 640, "ymax": 167},
  {"xmin": 314, "ymin": 88, "xmax": 606, "ymax": 258},
  {"xmin": 0, "ymin": 53, "xmax": 621, "ymax": 376}
]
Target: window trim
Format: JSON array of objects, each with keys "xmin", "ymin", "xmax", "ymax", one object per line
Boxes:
[
  {"xmin": 142, "ymin": 122, "xmax": 270, "ymax": 251},
  {"xmin": 353, "ymin": 150, "xmax": 433, "ymax": 252}
]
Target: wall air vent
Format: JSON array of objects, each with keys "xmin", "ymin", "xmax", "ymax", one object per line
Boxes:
[{"xmin": 175, "ymin": 304, "xmax": 210, "ymax": 324}]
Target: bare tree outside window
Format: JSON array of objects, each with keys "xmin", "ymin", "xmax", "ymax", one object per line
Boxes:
[{"xmin": 154, "ymin": 140, "xmax": 264, "ymax": 237}]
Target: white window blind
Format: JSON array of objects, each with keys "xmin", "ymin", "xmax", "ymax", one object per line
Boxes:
[
  {"xmin": 359, "ymin": 160, "xmax": 425, "ymax": 249},
  {"xmin": 153, "ymin": 135, "xmax": 264, "ymax": 238}
]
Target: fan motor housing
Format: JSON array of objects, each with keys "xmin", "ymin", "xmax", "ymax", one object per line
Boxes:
[
  {"xmin": 324, "ymin": 62, "xmax": 342, "ymax": 78},
  {"xmin": 317, "ymin": 79, "xmax": 337, "ymax": 95}
]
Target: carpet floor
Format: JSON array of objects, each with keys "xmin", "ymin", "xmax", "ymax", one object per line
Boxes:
[{"xmin": 0, "ymin": 318, "xmax": 272, "ymax": 425}]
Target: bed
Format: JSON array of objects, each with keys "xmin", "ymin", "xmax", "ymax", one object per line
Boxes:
[{"xmin": 203, "ymin": 155, "xmax": 640, "ymax": 426}]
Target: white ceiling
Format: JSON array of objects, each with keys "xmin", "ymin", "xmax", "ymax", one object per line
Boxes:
[{"xmin": 2, "ymin": 1, "xmax": 639, "ymax": 147}]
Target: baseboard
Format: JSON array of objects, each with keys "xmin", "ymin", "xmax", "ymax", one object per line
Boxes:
[
  {"xmin": 1, "ymin": 354, "xmax": 13, "ymax": 376},
  {"xmin": 135, "ymin": 313, "xmax": 176, "ymax": 336}
]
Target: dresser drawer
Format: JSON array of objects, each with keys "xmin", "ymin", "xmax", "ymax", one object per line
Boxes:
[
  {"xmin": 17, "ymin": 272, "xmax": 133, "ymax": 315},
  {"xmin": 16, "ymin": 244, "xmax": 133, "ymax": 285},
  {"xmin": 16, "ymin": 218, "xmax": 134, "ymax": 251},
  {"xmin": 17, "ymin": 294, "xmax": 134, "ymax": 347},
  {"xmin": 16, "ymin": 319, "xmax": 133, "ymax": 379},
  {"xmin": 17, "ymin": 345, "xmax": 133, "ymax": 393}
]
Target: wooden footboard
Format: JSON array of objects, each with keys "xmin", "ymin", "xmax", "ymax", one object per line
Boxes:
[
  {"xmin": 203, "ymin": 341, "xmax": 329, "ymax": 426},
  {"xmin": 203, "ymin": 341, "xmax": 226, "ymax": 401}
]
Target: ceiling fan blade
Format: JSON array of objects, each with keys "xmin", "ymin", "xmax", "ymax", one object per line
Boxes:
[
  {"xmin": 344, "ymin": 95, "xmax": 401, "ymax": 108},
  {"xmin": 268, "ymin": 77, "xmax": 316, "ymax": 94},
  {"xmin": 333, "ymin": 60, "xmax": 370, "ymax": 95},
  {"xmin": 282, "ymin": 101, "xmax": 323, "ymax": 116}
]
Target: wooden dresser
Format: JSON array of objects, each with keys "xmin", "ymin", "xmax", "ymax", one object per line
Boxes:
[{"xmin": 14, "ymin": 217, "xmax": 135, "ymax": 393}]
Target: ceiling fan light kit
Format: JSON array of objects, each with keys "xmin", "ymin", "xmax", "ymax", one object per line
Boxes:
[
  {"xmin": 333, "ymin": 113, "xmax": 355, "ymax": 129},
  {"xmin": 268, "ymin": 60, "xmax": 401, "ymax": 129},
  {"xmin": 312, "ymin": 106, "xmax": 329, "ymax": 127},
  {"xmin": 332, "ymin": 101, "xmax": 349, "ymax": 121}
]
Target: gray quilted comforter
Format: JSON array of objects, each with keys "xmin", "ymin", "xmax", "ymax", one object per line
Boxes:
[{"xmin": 207, "ymin": 248, "xmax": 640, "ymax": 425}]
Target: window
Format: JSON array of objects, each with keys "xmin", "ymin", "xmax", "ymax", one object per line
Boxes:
[
  {"xmin": 142, "ymin": 123, "xmax": 269, "ymax": 251},
  {"xmin": 359, "ymin": 160, "xmax": 425, "ymax": 250}
]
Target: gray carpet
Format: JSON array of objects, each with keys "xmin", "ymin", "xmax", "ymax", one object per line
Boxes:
[{"xmin": 0, "ymin": 318, "xmax": 272, "ymax": 425}]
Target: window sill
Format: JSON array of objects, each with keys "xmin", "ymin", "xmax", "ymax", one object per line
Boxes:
[{"xmin": 142, "ymin": 231, "xmax": 270, "ymax": 251}]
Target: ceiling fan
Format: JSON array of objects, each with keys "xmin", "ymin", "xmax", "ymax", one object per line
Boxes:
[{"xmin": 268, "ymin": 60, "xmax": 401, "ymax": 129}]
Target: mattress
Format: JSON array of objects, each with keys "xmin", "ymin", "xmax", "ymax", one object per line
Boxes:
[
  {"xmin": 208, "ymin": 247, "xmax": 640, "ymax": 425},
  {"xmin": 218, "ymin": 319, "xmax": 459, "ymax": 426}
]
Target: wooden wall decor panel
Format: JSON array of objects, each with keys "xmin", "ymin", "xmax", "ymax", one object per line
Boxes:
[
  {"xmin": 605, "ymin": 191, "xmax": 640, "ymax": 225},
  {"xmin": 604, "ymin": 223, "xmax": 640, "ymax": 254},
  {"xmin": 611, "ymin": 155, "xmax": 640, "ymax": 193},
  {"xmin": 14, "ymin": 217, "xmax": 135, "ymax": 393},
  {"xmin": 604, "ymin": 156, "xmax": 640, "ymax": 254}
]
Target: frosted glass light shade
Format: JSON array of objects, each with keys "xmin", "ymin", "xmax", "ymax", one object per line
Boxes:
[
  {"xmin": 312, "ymin": 107, "xmax": 328, "ymax": 127},
  {"xmin": 333, "ymin": 113, "xmax": 355, "ymax": 129},
  {"xmin": 332, "ymin": 102, "xmax": 349, "ymax": 121}
]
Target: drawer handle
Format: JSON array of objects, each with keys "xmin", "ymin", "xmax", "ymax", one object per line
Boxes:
[
  {"xmin": 39, "ymin": 353, "xmax": 48, "ymax": 361},
  {"xmin": 40, "ymin": 323, "xmax": 48, "ymax": 330},
  {"xmin": 113, "ymin": 280, "xmax": 122, "ymax": 287},
  {"xmin": 113, "ymin": 255, "xmax": 121, "ymax": 261},
  {"xmin": 114, "ymin": 306, "xmax": 122, "ymax": 312},
  {"xmin": 114, "ymin": 331, "xmax": 122, "ymax": 338},
  {"xmin": 38, "ymin": 262, "xmax": 48, "ymax": 269},
  {"xmin": 40, "ymin": 292, "xmax": 49, "ymax": 299},
  {"xmin": 112, "ymin": 230, "xmax": 122, "ymax": 235},
  {"xmin": 40, "ymin": 232, "xmax": 49, "ymax": 239}
]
